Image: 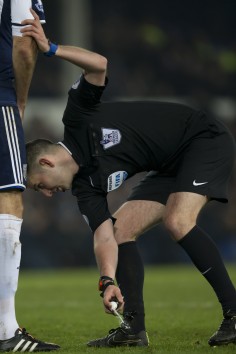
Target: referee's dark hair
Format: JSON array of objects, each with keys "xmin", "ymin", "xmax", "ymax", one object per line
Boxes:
[{"xmin": 26, "ymin": 139, "xmax": 53, "ymax": 173}]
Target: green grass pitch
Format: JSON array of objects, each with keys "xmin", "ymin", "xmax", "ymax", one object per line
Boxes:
[{"xmin": 16, "ymin": 265, "xmax": 236, "ymax": 353}]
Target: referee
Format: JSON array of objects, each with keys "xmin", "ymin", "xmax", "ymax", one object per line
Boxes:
[{"xmin": 23, "ymin": 10, "xmax": 236, "ymax": 348}]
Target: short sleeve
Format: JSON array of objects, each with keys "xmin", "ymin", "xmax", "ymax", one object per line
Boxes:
[
  {"xmin": 11, "ymin": 0, "xmax": 46, "ymax": 37},
  {"xmin": 72, "ymin": 175, "xmax": 112, "ymax": 233},
  {"xmin": 68, "ymin": 74, "xmax": 107, "ymax": 109}
]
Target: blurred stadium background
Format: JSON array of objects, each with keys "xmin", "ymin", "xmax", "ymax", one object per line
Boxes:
[{"xmin": 22, "ymin": 0, "xmax": 236, "ymax": 268}]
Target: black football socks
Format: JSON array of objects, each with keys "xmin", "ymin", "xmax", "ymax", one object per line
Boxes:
[
  {"xmin": 116, "ymin": 241, "xmax": 145, "ymax": 333},
  {"xmin": 178, "ymin": 225, "xmax": 236, "ymax": 316}
]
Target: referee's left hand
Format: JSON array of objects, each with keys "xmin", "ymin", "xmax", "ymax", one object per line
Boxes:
[{"xmin": 20, "ymin": 9, "xmax": 50, "ymax": 53}]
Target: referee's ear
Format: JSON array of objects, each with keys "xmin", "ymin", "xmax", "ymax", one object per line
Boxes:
[{"xmin": 39, "ymin": 158, "xmax": 54, "ymax": 168}]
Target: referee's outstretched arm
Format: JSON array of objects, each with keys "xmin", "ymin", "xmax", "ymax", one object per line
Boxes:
[{"xmin": 21, "ymin": 8, "xmax": 107, "ymax": 86}]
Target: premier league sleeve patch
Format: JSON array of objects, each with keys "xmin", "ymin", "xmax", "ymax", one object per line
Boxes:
[
  {"xmin": 100, "ymin": 128, "xmax": 122, "ymax": 149},
  {"xmin": 107, "ymin": 171, "xmax": 128, "ymax": 192}
]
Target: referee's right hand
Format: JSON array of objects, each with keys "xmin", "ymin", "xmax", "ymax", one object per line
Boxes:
[{"xmin": 103, "ymin": 285, "xmax": 124, "ymax": 314}]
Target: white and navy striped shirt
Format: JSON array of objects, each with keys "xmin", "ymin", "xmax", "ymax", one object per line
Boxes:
[{"xmin": 0, "ymin": 0, "xmax": 45, "ymax": 105}]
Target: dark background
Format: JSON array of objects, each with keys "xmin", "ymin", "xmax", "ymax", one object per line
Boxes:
[{"xmin": 22, "ymin": 0, "xmax": 236, "ymax": 268}]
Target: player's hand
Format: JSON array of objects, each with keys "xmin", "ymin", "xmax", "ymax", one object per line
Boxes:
[
  {"xmin": 103, "ymin": 285, "xmax": 124, "ymax": 314},
  {"xmin": 20, "ymin": 9, "xmax": 50, "ymax": 53}
]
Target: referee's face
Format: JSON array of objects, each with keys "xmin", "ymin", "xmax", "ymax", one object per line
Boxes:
[{"xmin": 27, "ymin": 167, "xmax": 71, "ymax": 197}]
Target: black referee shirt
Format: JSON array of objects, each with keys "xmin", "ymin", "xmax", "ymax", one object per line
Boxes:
[{"xmin": 61, "ymin": 75, "xmax": 208, "ymax": 232}]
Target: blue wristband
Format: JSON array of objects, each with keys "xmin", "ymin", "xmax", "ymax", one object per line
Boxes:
[{"xmin": 44, "ymin": 41, "xmax": 58, "ymax": 57}]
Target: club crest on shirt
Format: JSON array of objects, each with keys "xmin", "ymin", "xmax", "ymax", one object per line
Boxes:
[
  {"xmin": 100, "ymin": 128, "xmax": 121, "ymax": 149},
  {"xmin": 107, "ymin": 171, "xmax": 128, "ymax": 192},
  {"xmin": 34, "ymin": 0, "xmax": 44, "ymax": 12}
]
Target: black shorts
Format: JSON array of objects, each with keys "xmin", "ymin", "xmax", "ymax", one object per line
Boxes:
[{"xmin": 128, "ymin": 120, "xmax": 235, "ymax": 205}]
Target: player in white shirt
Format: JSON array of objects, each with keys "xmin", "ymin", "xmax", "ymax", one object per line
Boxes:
[{"xmin": 0, "ymin": 1, "xmax": 59, "ymax": 351}]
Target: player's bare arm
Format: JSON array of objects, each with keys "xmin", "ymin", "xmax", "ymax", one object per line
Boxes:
[
  {"xmin": 13, "ymin": 35, "xmax": 38, "ymax": 120},
  {"xmin": 21, "ymin": 9, "xmax": 107, "ymax": 86}
]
